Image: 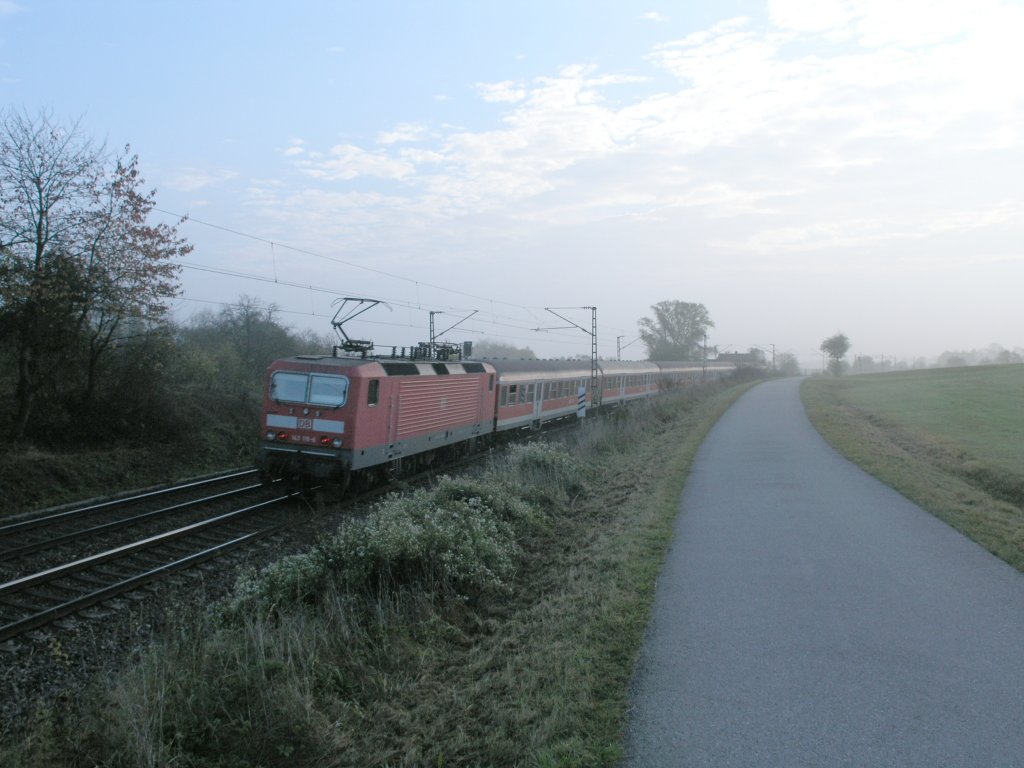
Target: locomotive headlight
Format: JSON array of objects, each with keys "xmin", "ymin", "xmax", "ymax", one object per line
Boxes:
[
  {"xmin": 332, "ymin": 437, "xmax": 343, "ymax": 448},
  {"xmin": 265, "ymin": 430, "xmax": 276, "ymax": 441},
  {"xmin": 319, "ymin": 436, "xmax": 344, "ymax": 448}
]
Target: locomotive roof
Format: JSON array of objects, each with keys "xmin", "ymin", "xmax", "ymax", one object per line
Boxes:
[{"xmin": 272, "ymin": 354, "xmax": 494, "ymax": 376}]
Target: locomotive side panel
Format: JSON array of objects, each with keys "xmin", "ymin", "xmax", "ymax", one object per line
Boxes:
[
  {"xmin": 396, "ymin": 376, "xmax": 488, "ymax": 438},
  {"xmin": 258, "ymin": 357, "xmax": 498, "ymax": 481}
]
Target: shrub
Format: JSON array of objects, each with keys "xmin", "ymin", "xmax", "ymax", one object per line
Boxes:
[
  {"xmin": 326, "ymin": 490, "xmax": 518, "ymax": 599},
  {"xmin": 501, "ymin": 442, "xmax": 588, "ymax": 500},
  {"xmin": 433, "ymin": 474, "xmax": 545, "ymax": 532},
  {"xmin": 232, "ymin": 550, "xmax": 332, "ymax": 614},
  {"xmin": 232, "ymin": 485, "xmax": 523, "ymax": 615}
]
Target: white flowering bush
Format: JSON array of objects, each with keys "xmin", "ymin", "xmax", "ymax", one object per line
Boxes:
[
  {"xmin": 500, "ymin": 442, "xmax": 589, "ymax": 503},
  {"xmin": 324, "ymin": 489, "xmax": 518, "ymax": 598},
  {"xmin": 230, "ymin": 550, "xmax": 331, "ymax": 614},
  {"xmin": 433, "ymin": 475, "xmax": 544, "ymax": 532},
  {"xmin": 227, "ymin": 457, "xmax": 592, "ymax": 614}
]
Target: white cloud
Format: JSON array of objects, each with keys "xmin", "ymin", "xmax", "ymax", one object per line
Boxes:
[
  {"xmin": 164, "ymin": 168, "xmax": 239, "ymax": 192},
  {"xmin": 297, "ymin": 144, "xmax": 416, "ymax": 181},
  {"xmin": 377, "ymin": 123, "xmax": 428, "ymax": 145},
  {"xmin": 273, "ymin": 0, "xmax": 1024, "ymax": 281},
  {"xmin": 475, "ymin": 80, "xmax": 527, "ymax": 103},
  {"xmin": 639, "ymin": 11, "xmax": 668, "ymax": 23},
  {"xmin": 767, "ymin": 0, "xmax": 857, "ymax": 35}
]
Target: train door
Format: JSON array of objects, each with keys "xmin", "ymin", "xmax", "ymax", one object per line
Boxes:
[{"xmin": 532, "ymin": 380, "xmax": 544, "ymax": 425}]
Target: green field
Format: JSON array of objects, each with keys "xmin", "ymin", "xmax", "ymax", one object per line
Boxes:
[{"xmin": 802, "ymin": 365, "xmax": 1024, "ymax": 571}]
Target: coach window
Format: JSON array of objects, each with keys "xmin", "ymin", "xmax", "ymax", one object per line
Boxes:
[{"xmin": 368, "ymin": 379, "xmax": 380, "ymax": 407}]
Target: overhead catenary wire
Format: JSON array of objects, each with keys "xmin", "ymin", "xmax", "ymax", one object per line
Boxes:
[
  {"xmin": 175, "ymin": 261, "xmax": 586, "ymax": 339},
  {"xmin": 159, "ymin": 208, "xmax": 642, "ymax": 354},
  {"xmin": 156, "ymin": 207, "xmax": 536, "ymax": 310},
  {"xmin": 174, "ymin": 296, "xmax": 569, "ymax": 347}
]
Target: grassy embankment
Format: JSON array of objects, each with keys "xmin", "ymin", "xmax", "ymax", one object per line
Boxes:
[
  {"xmin": 802, "ymin": 365, "xmax": 1024, "ymax": 572},
  {"xmin": 2, "ymin": 376, "xmax": 756, "ymax": 767},
  {"xmin": 0, "ymin": 445, "xmax": 243, "ymax": 519}
]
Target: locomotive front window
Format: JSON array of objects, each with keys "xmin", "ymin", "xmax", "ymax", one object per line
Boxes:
[
  {"xmin": 308, "ymin": 374, "xmax": 349, "ymax": 407},
  {"xmin": 271, "ymin": 372, "xmax": 309, "ymax": 403},
  {"xmin": 270, "ymin": 371, "xmax": 350, "ymax": 407}
]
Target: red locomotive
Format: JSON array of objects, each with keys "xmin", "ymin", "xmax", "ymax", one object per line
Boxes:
[{"xmin": 259, "ymin": 354, "xmax": 497, "ymax": 488}]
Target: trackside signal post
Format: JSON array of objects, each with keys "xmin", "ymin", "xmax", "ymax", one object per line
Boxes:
[{"xmin": 536, "ymin": 306, "xmax": 599, "ymax": 415}]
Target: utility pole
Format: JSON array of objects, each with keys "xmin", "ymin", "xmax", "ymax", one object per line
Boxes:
[
  {"xmin": 752, "ymin": 343, "xmax": 776, "ymax": 371},
  {"xmin": 702, "ymin": 332, "xmax": 707, "ymax": 380},
  {"xmin": 429, "ymin": 311, "xmax": 440, "ymax": 357},
  {"xmin": 617, "ymin": 335, "xmax": 642, "ymax": 361},
  {"xmin": 535, "ymin": 306, "xmax": 599, "ymax": 412}
]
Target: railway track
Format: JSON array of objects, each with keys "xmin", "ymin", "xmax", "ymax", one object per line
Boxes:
[
  {"xmin": 0, "ymin": 433, "xmax": 558, "ymax": 645},
  {"xmin": 0, "ymin": 469, "xmax": 261, "ymax": 563},
  {"xmin": 0, "ymin": 471, "xmax": 304, "ymax": 643}
]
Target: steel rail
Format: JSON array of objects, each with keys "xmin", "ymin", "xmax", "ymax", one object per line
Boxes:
[
  {"xmin": 0, "ymin": 468, "xmax": 259, "ymax": 537},
  {"xmin": 0, "ymin": 483, "xmax": 266, "ymax": 561},
  {"xmin": 0, "ymin": 493, "xmax": 291, "ymax": 600},
  {"xmin": 0, "ymin": 515, "xmax": 294, "ymax": 643}
]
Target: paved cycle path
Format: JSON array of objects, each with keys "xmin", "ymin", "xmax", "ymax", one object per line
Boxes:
[{"xmin": 623, "ymin": 378, "xmax": 1024, "ymax": 766}]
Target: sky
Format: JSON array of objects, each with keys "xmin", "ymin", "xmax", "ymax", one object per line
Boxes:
[{"xmin": 2, "ymin": 0, "xmax": 1023, "ymax": 369}]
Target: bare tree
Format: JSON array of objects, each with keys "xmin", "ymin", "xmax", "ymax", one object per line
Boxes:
[{"xmin": 0, "ymin": 110, "xmax": 189, "ymax": 439}]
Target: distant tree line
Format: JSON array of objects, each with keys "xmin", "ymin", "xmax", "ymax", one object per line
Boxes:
[
  {"xmin": 0, "ymin": 111, "xmax": 333, "ymax": 462},
  {"xmin": 849, "ymin": 344, "xmax": 1023, "ymax": 374},
  {"xmin": 0, "ymin": 286, "xmax": 330, "ymax": 459},
  {"xmin": 470, "ymin": 339, "xmax": 536, "ymax": 359},
  {"xmin": 0, "ymin": 110, "xmax": 190, "ymax": 441},
  {"xmin": 935, "ymin": 345, "xmax": 1023, "ymax": 368}
]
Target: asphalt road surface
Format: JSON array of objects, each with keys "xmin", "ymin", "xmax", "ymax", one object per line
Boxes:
[{"xmin": 623, "ymin": 378, "xmax": 1024, "ymax": 767}]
